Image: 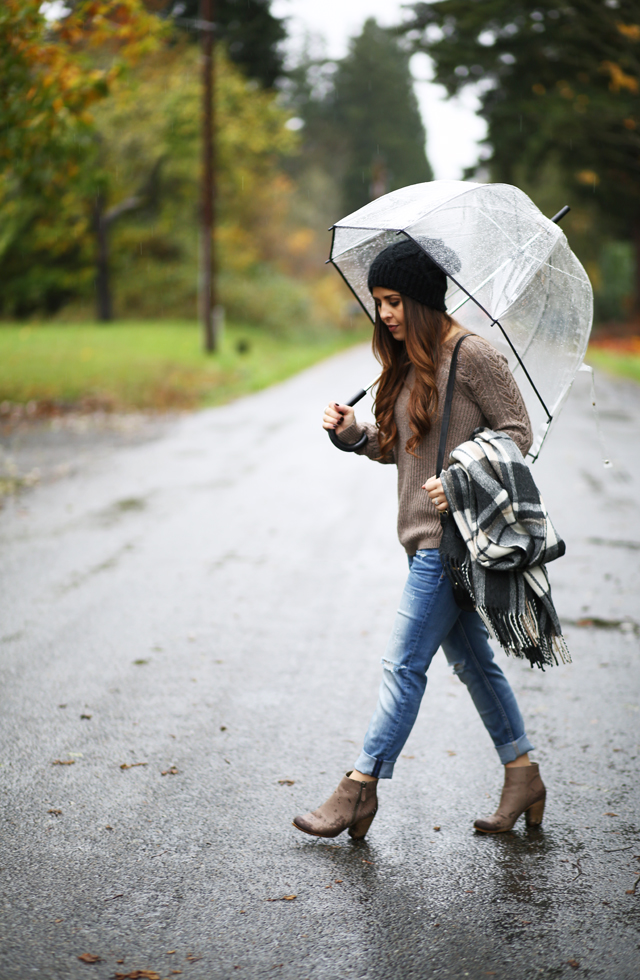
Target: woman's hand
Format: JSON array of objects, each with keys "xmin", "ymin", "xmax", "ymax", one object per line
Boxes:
[
  {"xmin": 423, "ymin": 475, "xmax": 449, "ymax": 513},
  {"xmin": 322, "ymin": 402, "xmax": 355, "ymax": 432}
]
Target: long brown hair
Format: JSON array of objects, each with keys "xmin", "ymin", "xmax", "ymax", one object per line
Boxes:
[{"xmin": 373, "ymin": 294, "xmax": 454, "ymax": 458}]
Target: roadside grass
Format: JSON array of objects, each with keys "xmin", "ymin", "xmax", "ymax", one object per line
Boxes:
[
  {"xmin": 4, "ymin": 322, "xmax": 634, "ymax": 416},
  {"xmin": 587, "ymin": 343, "xmax": 640, "ymax": 385},
  {"xmin": 0, "ymin": 319, "xmax": 370, "ymax": 411}
]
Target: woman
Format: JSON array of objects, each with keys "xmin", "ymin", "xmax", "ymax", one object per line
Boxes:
[{"xmin": 292, "ymin": 239, "xmax": 546, "ymax": 840}]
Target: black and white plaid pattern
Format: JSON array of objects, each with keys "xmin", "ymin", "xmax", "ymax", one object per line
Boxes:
[{"xmin": 440, "ymin": 428, "xmax": 570, "ymax": 669}]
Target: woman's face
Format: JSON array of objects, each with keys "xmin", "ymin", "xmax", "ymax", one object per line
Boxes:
[{"xmin": 372, "ymin": 286, "xmax": 405, "ymax": 341}]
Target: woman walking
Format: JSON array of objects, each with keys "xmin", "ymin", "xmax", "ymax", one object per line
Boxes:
[{"xmin": 292, "ymin": 239, "xmax": 546, "ymax": 840}]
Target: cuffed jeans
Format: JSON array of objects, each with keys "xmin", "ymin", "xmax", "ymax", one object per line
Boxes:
[{"xmin": 354, "ymin": 549, "xmax": 534, "ymax": 779}]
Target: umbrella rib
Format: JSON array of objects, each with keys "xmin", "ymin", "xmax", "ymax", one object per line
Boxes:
[
  {"xmin": 447, "ymin": 220, "xmax": 554, "ymax": 316},
  {"xmin": 488, "ymin": 316, "xmax": 552, "ymax": 422},
  {"xmin": 328, "ymin": 226, "xmax": 375, "ymax": 322},
  {"xmin": 402, "ymin": 232, "xmax": 553, "ymax": 422}
]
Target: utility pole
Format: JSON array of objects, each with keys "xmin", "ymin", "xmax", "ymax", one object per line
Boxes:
[{"xmin": 201, "ymin": 0, "xmax": 216, "ymax": 352}]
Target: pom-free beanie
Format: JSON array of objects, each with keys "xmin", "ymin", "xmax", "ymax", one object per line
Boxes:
[{"xmin": 367, "ymin": 238, "xmax": 460, "ymax": 312}]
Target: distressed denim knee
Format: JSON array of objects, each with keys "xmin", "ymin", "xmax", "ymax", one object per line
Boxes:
[
  {"xmin": 354, "ymin": 550, "xmax": 535, "ymax": 777},
  {"xmin": 442, "ymin": 614, "xmax": 534, "ymax": 763}
]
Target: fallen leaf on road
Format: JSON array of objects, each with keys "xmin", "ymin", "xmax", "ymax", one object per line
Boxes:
[
  {"xmin": 446, "ymin": 751, "xmax": 457, "ymax": 756},
  {"xmin": 114, "ymin": 971, "xmax": 160, "ymax": 980},
  {"xmin": 120, "ymin": 763, "xmax": 148, "ymax": 770},
  {"xmin": 105, "ymin": 825, "xmax": 113, "ymax": 830},
  {"xmin": 80, "ymin": 714, "xmax": 92, "ymax": 720},
  {"xmin": 185, "ymin": 954, "xmax": 202, "ymax": 962},
  {"xmin": 77, "ymin": 953, "xmax": 101, "ymax": 963},
  {"xmin": 335, "ymin": 880, "xmax": 342, "ymax": 884},
  {"xmin": 604, "ymin": 812, "xmax": 618, "ymax": 816},
  {"xmin": 48, "ymin": 809, "xmax": 62, "ymax": 816},
  {"xmin": 220, "ymin": 725, "xmax": 227, "ymax": 731},
  {"xmin": 52, "ymin": 759, "xmax": 75, "ymax": 766},
  {"xmin": 166, "ymin": 951, "xmax": 175, "ymax": 955},
  {"xmin": 433, "ymin": 826, "xmax": 441, "ymax": 831},
  {"xmin": 278, "ymin": 780, "xmax": 294, "ymax": 786},
  {"xmin": 161, "ymin": 766, "xmax": 179, "ymax": 776},
  {"xmin": 362, "ymin": 859, "xmax": 374, "ymax": 865},
  {"xmin": 266, "ymin": 895, "xmax": 297, "ymax": 902},
  {"xmin": 567, "ymin": 961, "xmax": 580, "ymax": 970},
  {"xmin": 133, "ymin": 659, "xmax": 149, "ymax": 665},
  {"xmin": 58, "ymin": 704, "xmax": 67, "ymax": 708}
]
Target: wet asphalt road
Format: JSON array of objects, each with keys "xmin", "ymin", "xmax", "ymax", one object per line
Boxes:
[{"xmin": 1, "ymin": 345, "xmax": 639, "ymax": 980}]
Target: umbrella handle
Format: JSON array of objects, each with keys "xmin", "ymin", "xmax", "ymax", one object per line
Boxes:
[{"xmin": 328, "ymin": 388, "xmax": 369, "ymax": 451}]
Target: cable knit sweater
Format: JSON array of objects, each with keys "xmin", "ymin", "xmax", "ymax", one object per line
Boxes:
[{"xmin": 339, "ymin": 333, "xmax": 533, "ymax": 555}]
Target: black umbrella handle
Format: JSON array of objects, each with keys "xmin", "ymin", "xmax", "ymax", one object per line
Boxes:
[{"xmin": 328, "ymin": 388, "xmax": 369, "ymax": 452}]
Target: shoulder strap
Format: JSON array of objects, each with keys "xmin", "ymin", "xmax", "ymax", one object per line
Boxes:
[{"xmin": 436, "ymin": 334, "xmax": 471, "ymax": 478}]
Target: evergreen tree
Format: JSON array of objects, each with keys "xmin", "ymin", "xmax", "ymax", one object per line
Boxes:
[
  {"xmin": 149, "ymin": 0, "xmax": 286, "ymax": 88},
  {"xmin": 400, "ymin": 1, "xmax": 640, "ymax": 310},
  {"xmin": 329, "ymin": 18, "xmax": 433, "ymax": 215}
]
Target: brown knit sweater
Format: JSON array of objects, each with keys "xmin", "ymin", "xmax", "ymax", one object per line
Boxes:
[{"xmin": 339, "ymin": 333, "xmax": 533, "ymax": 555}]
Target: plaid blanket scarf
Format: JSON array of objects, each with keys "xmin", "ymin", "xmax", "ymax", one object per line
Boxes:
[{"xmin": 440, "ymin": 428, "xmax": 570, "ymax": 669}]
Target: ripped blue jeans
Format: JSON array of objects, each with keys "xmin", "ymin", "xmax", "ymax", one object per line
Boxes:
[{"xmin": 354, "ymin": 549, "xmax": 534, "ymax": 778}]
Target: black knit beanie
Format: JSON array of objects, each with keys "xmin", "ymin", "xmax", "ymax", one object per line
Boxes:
[{"xmin": 367, "ymin": 238, "xmax": 460, "ymax": 312}]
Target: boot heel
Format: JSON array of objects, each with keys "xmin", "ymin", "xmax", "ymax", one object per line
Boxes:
[
  {"xmin": 525, "ymin": 796, "xmax": 545, "ymax": 827},
  {"xmin": 348, "ymin": 812, "xmax": 376, "ymax": 840}
]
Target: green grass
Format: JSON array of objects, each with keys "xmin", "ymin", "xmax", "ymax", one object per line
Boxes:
[
  {"xmin": 587, "ymin": 346, "xmax": 640, "ymax": 385},
  {"xmin": 0, "ymin": 320, "xmax": 370, "ymax": 411}
]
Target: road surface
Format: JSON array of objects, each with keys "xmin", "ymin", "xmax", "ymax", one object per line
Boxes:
[{"xmin": 1, "ymin": 344, "xmax": 639, "ymax": 979}]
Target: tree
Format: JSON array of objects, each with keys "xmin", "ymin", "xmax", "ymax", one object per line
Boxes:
[
  {"xmin": 291, "ymin": 18, "xmax": 433, "ymax": 218},
  {"xmin": 145, "ymin": 0, "xmax": 287, "ymax": 88},
  {"xmin": 400, "ymin": 1, "xmax": 640, "ymax": 310},
  {"xmin": 0, "ymin": 33, "xmax": 298, "ymax": 318},
  {"xmin": 0, "ymin": 0, "xmax": 163, "ymax": 315}
]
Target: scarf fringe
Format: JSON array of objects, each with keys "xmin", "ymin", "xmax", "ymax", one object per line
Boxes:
[{"xmin": 441, "ymin": 553, "xmax": 571, "ymax": 670}]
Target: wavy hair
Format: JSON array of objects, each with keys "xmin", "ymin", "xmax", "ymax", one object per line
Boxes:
[{"xmin": 373, "ymin": 295, "xmax": 454, "ymax": 458}]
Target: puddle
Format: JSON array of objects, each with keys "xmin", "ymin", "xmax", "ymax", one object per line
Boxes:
[{"xmin": 588, "ymin": 536, "xmax": 640, "ymax": 551}]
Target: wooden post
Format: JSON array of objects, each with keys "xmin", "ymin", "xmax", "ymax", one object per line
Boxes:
[
  {"xmin": 94, "ymin": 194, "xmax": 112, "ymax": 322},
  {"xmin": 201, "ymin": 0, "xmax": 216, "ymax": 351}
]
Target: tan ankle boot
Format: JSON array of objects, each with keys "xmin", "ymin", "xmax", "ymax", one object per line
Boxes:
[
  {"xmin": 474, "ymin": 763, "xmax": 546, "ymax": 833},
  {"xmin": 292, "ymin": 773, "xmax": 378, "ymax": 840}
]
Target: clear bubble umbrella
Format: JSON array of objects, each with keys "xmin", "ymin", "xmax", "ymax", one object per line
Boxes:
[{"xmin": 328, "ymin": 180, "xmax": 593, "ymax": 460}]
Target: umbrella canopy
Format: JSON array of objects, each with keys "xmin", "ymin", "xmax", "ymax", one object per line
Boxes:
[{"xmin": 329, "ymin": 180, "xmax": 593, "ymax": 460}]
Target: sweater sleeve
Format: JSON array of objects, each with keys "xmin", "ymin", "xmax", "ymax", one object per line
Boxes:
[
  {"xmin": 456, "ymin": 337, "xmax": 533, "ymax": 457},
  {"xmin": 335, "ymin": 420, "xmax": 396, "ymax": 464}
]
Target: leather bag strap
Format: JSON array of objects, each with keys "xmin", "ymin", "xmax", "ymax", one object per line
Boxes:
[{"xmin": 436, "ymin": 334, "xmax": 471, "ymax": 478}]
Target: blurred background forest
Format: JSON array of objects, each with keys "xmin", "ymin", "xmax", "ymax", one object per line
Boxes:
[{"xmin": 0, "ymin": 0, "xmax": 639, "ymax": 413}]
